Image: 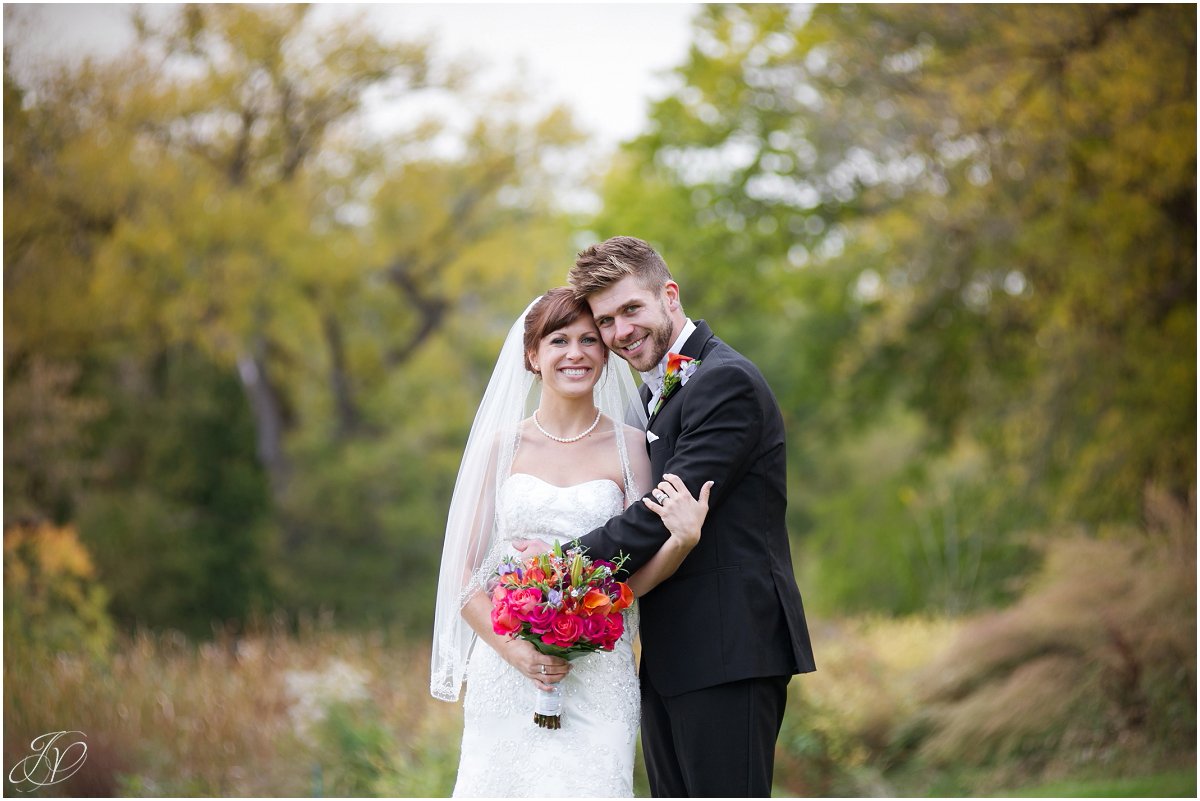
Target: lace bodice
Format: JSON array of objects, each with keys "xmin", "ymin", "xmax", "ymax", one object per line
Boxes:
[{"xmin": 498, "ymin": 473, "xmax": 626, "ymax": 545}]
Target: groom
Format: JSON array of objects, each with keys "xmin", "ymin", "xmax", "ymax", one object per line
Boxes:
[{"xmin": 526, "ymin": 236, "xmax": 815, "ymax": 796}]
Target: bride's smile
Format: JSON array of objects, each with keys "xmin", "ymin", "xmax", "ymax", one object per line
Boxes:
[{"xmin": 558, "ymin": 364, "xmax": 592, "ymax": 378}]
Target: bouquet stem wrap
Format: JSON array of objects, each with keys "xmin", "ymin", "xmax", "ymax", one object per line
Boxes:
[{"xmin": 533, "ymin": 684, "xmax": 564, "ymax": 729}]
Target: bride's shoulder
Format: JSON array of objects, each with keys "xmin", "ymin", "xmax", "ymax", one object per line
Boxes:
[
  {"xmin": 619, "ymin": 423, "xmax": 650, "ymax": 461},
  {"xmin": 488, "ymin": 420, "xmax": 532, "ymax": 453},
  {"xmin": 605, "ymin": 417, "xmax": 642, "ymax": 443}
]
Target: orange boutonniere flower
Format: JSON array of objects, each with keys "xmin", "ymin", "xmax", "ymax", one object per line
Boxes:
[{"xmin": 653, "ymin": 353, "xmax": 701, "ymax": 416}]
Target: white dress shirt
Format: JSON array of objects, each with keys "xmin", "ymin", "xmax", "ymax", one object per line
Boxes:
[{"xmin": 640, "ymin": 319, "xmax": 697, "ymax": 416}]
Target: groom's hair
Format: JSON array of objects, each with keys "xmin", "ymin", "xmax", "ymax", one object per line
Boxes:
[{"xmin": 569, "ymin": 236, "xmax": 672, "ymax": 297}]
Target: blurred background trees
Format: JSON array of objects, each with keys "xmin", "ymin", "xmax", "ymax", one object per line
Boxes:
[
  {"xmin": 6, "ymin": 4, "xmax": 583, "ymax": 636},
  {"xmin": 6, "ymin": 0, "xmax": 1192, "ymax": 631},
  {"xmin": 3, "ymin": 3, "xmax": 1195, "ymax": 794},
  {"xmin": 592, "ymin": 3, "xmax": 1195, "ymax": 614}
]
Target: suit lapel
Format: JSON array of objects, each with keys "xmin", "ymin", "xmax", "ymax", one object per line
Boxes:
[{"xmin": 647, "ymin": 320, "xmax": 715, "ymax": 428}]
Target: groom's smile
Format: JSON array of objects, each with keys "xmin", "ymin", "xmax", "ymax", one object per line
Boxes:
[{"xmin": 618, "ymin": 335, "xmax": 649, "ymax": 358}]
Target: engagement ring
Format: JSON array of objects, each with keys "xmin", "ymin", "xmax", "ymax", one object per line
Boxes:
[{"xmin": 653, "ymin": 489, "xmax": 668, "ymax": 503}]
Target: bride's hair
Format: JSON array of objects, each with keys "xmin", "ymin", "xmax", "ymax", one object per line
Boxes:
[{"xmin": 522, "ymin": 287, "xmax": 602, "ymax": 373}]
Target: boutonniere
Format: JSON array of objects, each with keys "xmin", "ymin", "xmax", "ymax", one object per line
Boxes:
[{"xmin": 653, "ymin": 353, "xmax": 700, "ymax": 416}]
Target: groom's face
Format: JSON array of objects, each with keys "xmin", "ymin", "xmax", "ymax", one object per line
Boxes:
[{"xmin": 588, "ymin": 276, "xmax": 680, "ymax": 373}]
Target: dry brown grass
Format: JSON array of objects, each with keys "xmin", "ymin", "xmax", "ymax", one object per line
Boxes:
[
  {"xmin": 915, "ymin": 488, "xmax": 1196, "ymax": 781},
  {"xmin": 773, "ymin": 488, "xmax": 1195, "ymax": 796},
  {"xmin": 773, "ymin": 614, "xmax": 963, "ymax": 795},
  {"xmin": 4, "ymin": 614, "xmax": 462, "ymax": 796},
  {"xmin": 7, "ymin": 489, "xmax": 1192, "ymax": 797}
]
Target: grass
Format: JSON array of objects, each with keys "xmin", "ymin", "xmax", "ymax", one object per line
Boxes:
[
  {"xmin": 4, "ymin": 610, "xmax": 1194, "ymax": 797},
  {"xmin": 4, "ymin": 616, "xmax": 463, "ymax": 797},
  {"xmin": 999, "ymin": 767, "xmax": 1197, "ymax": 797}
]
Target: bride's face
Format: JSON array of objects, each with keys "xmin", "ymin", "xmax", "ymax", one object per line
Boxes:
[{"xmin": 530, "ymin": 317, "xmax": 607, "ymax": 398}]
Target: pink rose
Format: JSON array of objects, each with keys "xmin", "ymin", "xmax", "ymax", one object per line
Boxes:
[
  {"xmin": 543, "ymin": 612, "xmax": 583, "ymax": 647},
  {"xmin": 509, "ymin": 587, "xmax": 543, "ymax": 619},
  {"xmin": 524, "ymin": 604, "xmax": 556, "ymax": 634},
  {"xmin": 578, "ymin": 613, "xmax": 607, "ymax": 644}
]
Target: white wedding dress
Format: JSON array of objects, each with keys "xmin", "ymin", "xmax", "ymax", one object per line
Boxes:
[{"xmin": 452, "ymin": 473, "xmax": 640, "ymax": 798}]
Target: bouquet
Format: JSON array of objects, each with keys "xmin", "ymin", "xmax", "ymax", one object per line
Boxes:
[{"xmin": 489, "ymin": 541, "xmax": 633, "ymax": 729}]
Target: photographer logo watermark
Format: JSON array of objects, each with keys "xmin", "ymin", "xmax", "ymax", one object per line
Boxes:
[{"xmin": 8, "ymin": 731, "xmax": 88, "ymax": 792}]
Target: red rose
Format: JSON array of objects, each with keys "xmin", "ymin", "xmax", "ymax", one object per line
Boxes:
[
  {"xmin": 601, "ymin": 613, "xmax": 625, "ymax": 649},
  {"xmin": 543, "ymin": 612, "xmax": 583, "ymax": 647}
]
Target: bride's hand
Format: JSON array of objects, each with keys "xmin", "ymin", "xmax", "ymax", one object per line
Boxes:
[
  {"xmin": 511, "ymin": 538, "xmax": 551, "ymax": 556},
  {"xmin": 643, "ymin": 473, "xmax": 713, "ymax": 548},
  {"xmin": 500, "ymin": 637, "xmax": 570, "ymax": 691}
]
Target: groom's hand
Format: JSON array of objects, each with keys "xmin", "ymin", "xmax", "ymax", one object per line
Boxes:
[{"xmin": 511, "ymin": 538, "xmax": 551, "ymax": 555}]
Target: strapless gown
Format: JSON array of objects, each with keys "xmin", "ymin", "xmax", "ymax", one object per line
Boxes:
[{"xmin": 452, "ymin": 473, "xmax": 639, "ymax": 798}]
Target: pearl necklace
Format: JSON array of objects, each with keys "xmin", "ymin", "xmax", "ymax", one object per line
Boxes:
[{"xmin": 533, "ymin": 408, "xmax": 602, "ymax": 443}]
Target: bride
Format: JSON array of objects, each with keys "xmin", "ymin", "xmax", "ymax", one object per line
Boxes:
[{"xmin": 430, "ymin": 289, "xmax": 712, "ymax": 797}]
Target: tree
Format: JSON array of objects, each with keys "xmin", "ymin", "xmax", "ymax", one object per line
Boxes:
[
  {"xmin": 594, "ymin": 4, "xmax": 1195, "ymax": 612},
  {"xmin": 5, "ymin": 5, "xmax": 587, "ymax": 632}
]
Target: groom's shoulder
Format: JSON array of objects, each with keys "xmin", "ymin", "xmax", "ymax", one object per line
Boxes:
[
  {"xmin": 704, "ymin": 335, "xmax": 760, "ymax": 374},
  {"xmin": 701, "ymin": 336, "xmax": 777, "ymax": 395}
]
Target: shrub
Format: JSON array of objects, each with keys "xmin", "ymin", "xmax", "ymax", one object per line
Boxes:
[{"xmin": 3, "ymin": 522, "xmax": 114, "ymax": 660}]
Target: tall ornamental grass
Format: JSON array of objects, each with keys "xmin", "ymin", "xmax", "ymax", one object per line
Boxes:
[{"xmin": 4, "ymin": 616, "xmax": 461, "ymax": 796}]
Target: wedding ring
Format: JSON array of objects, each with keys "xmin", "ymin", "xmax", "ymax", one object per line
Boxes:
[
  {"xmin": 540, "ymin": 664, "xmax": 546, "ymax": 675},
  {"xmin": 653, "ymin": 489, "xmax": 668, "ymax": 503}
]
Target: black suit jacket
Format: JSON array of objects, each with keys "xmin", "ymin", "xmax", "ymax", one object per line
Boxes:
[{"xmin": 578, "ymin": 321, "xmax": 816, "ymax": 697}]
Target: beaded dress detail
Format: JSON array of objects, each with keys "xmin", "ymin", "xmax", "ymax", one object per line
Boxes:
[{"xmin": 452, "ymin": 473, "xmax": 639, "ymax": 798}]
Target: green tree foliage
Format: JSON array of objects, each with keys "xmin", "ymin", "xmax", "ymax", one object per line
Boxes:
[
  {"xmin": 5, "ymin": 5, "xmax": 584, "ymax": 634},
  {"xmin": 75, "ymin": 348, "xmax": 273, "ymax": 636},
  {"xmin": 594, "ymin": 4, "xmax": 1195, "ymax": 613}
]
